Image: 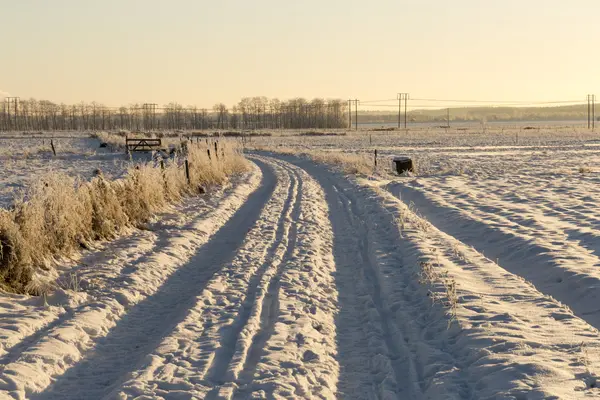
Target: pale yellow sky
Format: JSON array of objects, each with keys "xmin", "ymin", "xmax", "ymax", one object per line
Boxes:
[{"xmin": 1, "ymin": 0, "xmax": 598, "ymax": 109}]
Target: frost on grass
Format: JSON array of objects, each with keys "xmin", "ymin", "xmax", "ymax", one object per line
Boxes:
[{"xmin": 0, "ymin": 140, "xmax": 248, "ymax": 292}]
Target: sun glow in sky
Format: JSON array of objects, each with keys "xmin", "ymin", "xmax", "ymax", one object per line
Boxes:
[{"xmin": 1, "ymin": 0, "xmax": 598, "ymax": 108}]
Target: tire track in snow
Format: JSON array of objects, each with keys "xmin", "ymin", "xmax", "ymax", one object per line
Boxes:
[
  {"xmin": 330, "ymin": 180, "xmax": 422, "ymax": 399},
  {"xmin": 203, "ymin": 159, "xmax": 302, "ymax": 393},
  {"xmin": 105, "ymin": 157, "xmax": 300, "ymax": 399},
  {"xmin": 109, "ymin": 157, "xmax": 339, "ymax": 399},
  {"xmin": 23, "ymin": 163, "xmax": 272, "ymax": 400},
  {"xmin": 279, "ymin": 155, "xmax": 472, "ymax": 399},
  {"xmin": 228, "ymin": 158, "xmax": 339, "ymax": 399},
  {"xmin": 0, "ymin": 304, "xmax": 88, "ymax": 370},
  {"xmin": 227, "ymin": 161, "xmax": 303, "ymax": 396},
  {"xmin": 235, "ymin": 155, "xmax": 412, "ymax": 399},
  {"xmin": 174, "ymin": 159, "xmax": 295, "ymax": 385},
  {"xmin": 221, "ymin": 154, "xmax": 425, "ymax": 399},
  {"xmin": 345, "ymin": 183, "xmax": 473, "ymax": 399}
]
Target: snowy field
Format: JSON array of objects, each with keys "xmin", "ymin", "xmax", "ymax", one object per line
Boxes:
[
  {"xmin": 0, "ymin": 135, "xmax": 128, "ymax": 207},
  {"xmin": 2, "ymin": 128, "xmax": 600, "ymax": 398}
]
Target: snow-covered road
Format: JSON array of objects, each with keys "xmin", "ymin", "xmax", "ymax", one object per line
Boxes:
[{"xmin": 2, "ymin": 154, "xmax": 600, "ymax": 399}]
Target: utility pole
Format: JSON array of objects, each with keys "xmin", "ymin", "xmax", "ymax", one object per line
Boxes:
[
  {"xmin": 397, "ymin": 94, "xmax": 402, "ymax": 128},
  {"xmin": 398, "ymin": 93, "xmax": 409, "ymax": 129},
  {"xmin": 143, "ymin": 103, "xmax": 157, "ymax": 131},
  {"xmin": 588, "ymin": 95, "xmax": 591, "ymax": 129},
  {"xmin": 588, "ymin": 95, "xmax": 596, "ymax": 130},
  {"xmin": 348, "ymin": 99, "xmax": 352, "ymax": 129},
  {"xmin": 348, "ymin": 99, "xmax": 359, "ymax": 131},
  {"xmin": 354, "ymin": 99, "xmax": 359, "ymax": 131}
]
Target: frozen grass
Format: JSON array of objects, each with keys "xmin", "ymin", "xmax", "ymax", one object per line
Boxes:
[
  {"xmin": 0, "ymin": 138, "xmax": 94, "ymax": 158},
  {"xmin": 252, "ymin": 145, "xmax": 374, "ymax": 175},
  {"xmin": 0, "ymin": 140, "xmax": 248, "ymax": 293},
  {"xmin": 0, "ymin": 141, "xmax": 129, "ymax": 209},
  {"xmin": 309, "ymin": 151, "xmax": 373, "ymax": 175},
  {"xmin": 92, "ymin": 131, "xmax": 127, "ymax": 150}
]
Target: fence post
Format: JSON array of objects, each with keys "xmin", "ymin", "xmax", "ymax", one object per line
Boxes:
[
  {"xmin": 374, "ymin": 149, "xmax": 378, "ymax": 168},
  {"xmin": 207, "ymin": 149, "xmax": 211, "ymax": 160},
  {"xmin": 159, "ymin": 159, "xmax": 167, "ymax": 191},
  {"xmin": 185, "ymin": 159, "xmax": 191, "ymax": 185},
  {"xmin": 50, "ymin": 139, "xmax": 56, "ymax": 156}
]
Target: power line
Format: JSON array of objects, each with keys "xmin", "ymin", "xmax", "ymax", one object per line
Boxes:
[
  {"xmin": 359, "ymin": 98, "xmax": 398, "ymax": 104},
  {"xmin": 411, "ymin": 98, "xmax": 584, "ymax": 104},
  {"xmin": 359, "ymin": 102, "xmax": 589, "ymax": 109}
]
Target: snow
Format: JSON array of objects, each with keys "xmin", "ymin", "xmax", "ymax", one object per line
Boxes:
[
  {"xmin": 3, "ymin": 128, "xmax": 600, "ymax": 399},
  {"xmin": 109, "ymin": 156, "xmax": 340, "ymax": 399},
  {"xmin": 357, "ymin": 176, "xmax": 600, "ymax": 398},
  {"xmin": 0, "ymin": 164, "xmax": 261, "ymax": 399},
  {"xmin": 0, "ymin": 135, "xmax": 128, "ymax": 207}
]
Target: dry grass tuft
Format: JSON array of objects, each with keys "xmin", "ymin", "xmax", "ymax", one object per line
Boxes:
[
  {"xmin": 92, "ymin": 131, "xmax": 126, "ymax": 150},
  {"xmin": 309, "ymin": 151, "xmax": 373, "ymax": 175},
  {"xmin": 251, "ymin": 144, "xmax": 373, "ymax": 176},
  {"xmin": 419, "ymin": 260, "xmax": 458, "ymax": 327}
]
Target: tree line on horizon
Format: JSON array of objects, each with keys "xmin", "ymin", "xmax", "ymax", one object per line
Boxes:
[{"xmin": 0, "ymin": 96, "xmax": 349, "ymax": 132}]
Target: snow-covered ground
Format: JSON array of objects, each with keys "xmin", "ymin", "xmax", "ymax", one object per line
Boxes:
[
  {"xmin": 251, "ymin": 126, "xmax": 600, "ymax": 149},
  {"xmin": 0, "ymin": 136, "xmax": 128, "ymax": 207},
  {"xmin": 2, "ymin": 128, "xmax": 600, "ymax": 398}
]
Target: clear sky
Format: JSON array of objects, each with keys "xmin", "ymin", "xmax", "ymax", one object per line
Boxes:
[{"xmin": 1, "ymin": 0, "xmax": 598, "ymax": 108}]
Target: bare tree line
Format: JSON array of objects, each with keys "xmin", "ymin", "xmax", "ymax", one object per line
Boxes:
[{"xmin": 0, "ymin": 96, "xmax": 348, "ymax": 132}]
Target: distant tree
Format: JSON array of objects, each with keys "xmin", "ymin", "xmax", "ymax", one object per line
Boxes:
[
  {"xmin": 229, "ymin": 112, "xmax": 239, "ymax": 129},
  {"xmin": 213, "ymin": 103, "xmax": 228, "ymax": 129}
]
